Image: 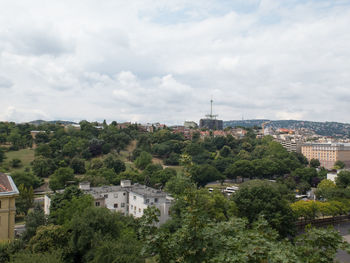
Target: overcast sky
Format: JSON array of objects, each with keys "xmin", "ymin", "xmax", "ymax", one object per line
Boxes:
[{"xmin": 0, "ymin": 0, "xmax": 350, "ymax": 125}]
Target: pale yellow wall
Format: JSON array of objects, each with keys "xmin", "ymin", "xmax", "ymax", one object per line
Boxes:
[
  {"xmin": 337, "ymin": 150, "xmax": 350, "ymax": 167},
  {"xmin": 301, "ymin": 145, "xmax": 338, "ymax": 169},
  {"xmin": 0, "ymin": 196, "xmax": 16, "ymax": 241}
]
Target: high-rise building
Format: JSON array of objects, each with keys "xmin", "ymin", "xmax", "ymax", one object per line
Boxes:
[
  {"xmin": 0, "ymin": 173, "xmax": 19, "ymax": 241},
  {"xmin": 301, "ymin": 143, "xmax": 350, "ymax": 169}
]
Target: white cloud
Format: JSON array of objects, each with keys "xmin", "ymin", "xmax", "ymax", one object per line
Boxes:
[{"xmin": 0, "ymin": 0, "xmax": 350, "ymax": 124}]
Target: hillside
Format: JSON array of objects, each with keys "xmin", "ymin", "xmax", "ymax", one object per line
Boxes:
[
  {"xmin": 27, "ymin": 120, "xmax": 78, "ymax": 125},
  {"xmin": 224, "ymin": 119, "xmax": 350, "ymax": 137}
]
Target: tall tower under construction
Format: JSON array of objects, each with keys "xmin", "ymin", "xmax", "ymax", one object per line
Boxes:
[{"xmin": 199, "ymin": 99, "xmax": 223, "ymax": 130}]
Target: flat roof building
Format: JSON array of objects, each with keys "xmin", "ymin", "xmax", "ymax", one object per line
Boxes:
[
  {"xmin": 301, "ymin": 143, "xmax": 350, "ymax": 169},
  {"xmin": 45, "ymin": 180, "xmax": 173, "ymax": 225}
]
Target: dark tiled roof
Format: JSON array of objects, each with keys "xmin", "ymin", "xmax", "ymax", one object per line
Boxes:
[{"xmin": 0, "ymin": 173, "xmax": 13, "ymax": 192}]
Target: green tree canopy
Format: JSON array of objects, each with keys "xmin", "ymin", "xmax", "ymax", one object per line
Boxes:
[
  {"xmin": 233, "ymin": 180, "xmax": 296, "ymax": 237},
  {"xmin": 134, "ymin": 151, "xmax": 152, "ymax": 170},
  {"xmin": 336, "ymin": 171, "xmax": 350, "ymax": 188},
  {"xmin": 49, "ymin": 167, "xmax": 75, "ymax": 191}
]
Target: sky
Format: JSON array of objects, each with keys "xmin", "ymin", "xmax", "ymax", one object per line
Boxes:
[{"xmin": 0, "ymin": 0, "xmax": 350, "ymax": 125}]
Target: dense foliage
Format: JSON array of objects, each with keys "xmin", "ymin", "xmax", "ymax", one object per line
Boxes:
[{"xmin": 2, "ymin": 121, "xmax": 350, "ymax": 262}]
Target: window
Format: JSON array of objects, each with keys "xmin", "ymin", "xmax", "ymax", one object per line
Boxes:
[
  {"xmin": 114, "ymin": 193, "xmax": 118, "ymax": 198},
  {"xmin": 131, "ymin": 205, "xmax": 133, "ymax": 209},
  {"xmin": 114, "ymin": 203, "xmax": 118, "ymax": 208},
  {"xmin": 139, "ymin": 208, "xmax": 141, "ymax": 213},
  {"xmin": 104, "ymin": 194, "xmax": 108, "ymax": 198},
  {"xmin": 134, "ymin": 206, "xmax": 136, "ymax": 211},
  {"xmin": 123, "ymin": 193, "xmax": 126, "ymax": 196},
  {"xmin": 155, "ymin": 198, "xmax": 158, "ymax": 203},
  {"xmin": 133, "ymin": 195, "xmax": 136, "ymax": 200},
  {"xmin": 145, "ymin": 199, "xmax": 149, "ymax": 204},
  {"xmin": 95, "ymin": 202, "xmax": 100, "ymax": 207},
  {"xmin": 121, "ymin": 203, "xmax": 125, "ymax": 207}
]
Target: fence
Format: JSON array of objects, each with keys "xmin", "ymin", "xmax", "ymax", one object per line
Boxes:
[{"xmin": 296, "ymin": 214, "xmax": 350, "ymax": 230}]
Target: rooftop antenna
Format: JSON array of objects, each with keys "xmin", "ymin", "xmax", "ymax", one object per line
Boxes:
[{"xmin": 205, "ymin": 96, "xmax": 218, "ymax": 120}]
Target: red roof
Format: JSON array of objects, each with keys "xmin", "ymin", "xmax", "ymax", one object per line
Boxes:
[{"xmin": 0, "ymin": 173, "xmax": 13, "ymax": 192}]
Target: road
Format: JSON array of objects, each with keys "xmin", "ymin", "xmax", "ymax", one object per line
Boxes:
[{"xmin": 328, "ymin": 222, "xmax": 350, "ymax": 263}]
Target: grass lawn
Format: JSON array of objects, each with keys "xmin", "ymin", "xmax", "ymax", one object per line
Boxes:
[{"xmin": 4, "ymin": 148, "xmax": 35, "ymax": 172}]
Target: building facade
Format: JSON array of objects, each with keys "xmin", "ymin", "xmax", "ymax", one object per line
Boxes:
[
  {"xmin": 45, "ymin": 180, "xmax": 172, "ymax": 225},
  {"xmin": 0, "ymin": 173, "xmax": 19, "ymax": 241},
  {"xmin": 199, "ymin": 119, "xmax": 223, "ymax": 130},
  {"xmin": 301, "ymin": 143, "xmax": 350, "ymax": 169},
  {"xmin": 275, "ymin": 138, "xmax": 302, "ymax": 153}
]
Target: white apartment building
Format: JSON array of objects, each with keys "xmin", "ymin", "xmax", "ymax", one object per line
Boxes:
[{"xmin": 45, "ymin": 180, "xmax": 173, "ymax": 225}]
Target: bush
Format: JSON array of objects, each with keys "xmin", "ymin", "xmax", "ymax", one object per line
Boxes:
[
  {"xmin": 134, "ymin": 151, "xmax": 152, "ymax": 170},
  {"xmin": 10, "ymin": 158, "xmax": 22, "ymax": 168}
]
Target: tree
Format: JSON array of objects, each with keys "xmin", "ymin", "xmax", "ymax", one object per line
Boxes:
[
  {"xmin": 16, "ymin": 184, "xmax": 34, "ymax": 215},
  {"xmin": 190, "ymin": 164, "xmax": 224, "ymax": 187},
  {"xmin": 252, "ymin": 158, "xmax": 279, "ymax": 179},
  {"xmin": 10, "ymin": 158, "xmax": 22, "ymax": 168},
  {"xmin": 0, "ymin": 147, "xmax": 5, "ymax": 163},
  {"xmin": 334, "ymin": 160, "xmax": 346, "ymax": 169},
  {"xmin": 165, "ymin": 173, "xmax": 195, "ymax": 196},
  {"xmin": 233, "ymin": 180, "xmax": 296, "ymax": 237},
  {"xmin": 318, "ymin": 179, "xmax": 336, "ymax": 190},
  {"xmin": 49, "ymin": 186, "xmax": 84, "ymax": 222},
  {"xmin": 34, "ymin": 132, "xmax": 50, "ymax": 144},
  {"xmin": 49, "ymin": 167, "xmax": 75, "ymax": 191},
  {"xmin": 35, "ymin": 144, "xmax": 52, "ymax": 158},
  {"xmin": 67, "ymin": 207, "xmax": 123, "ymax": 262},
  {"xmin": 310, "ymin": 158, "xmax": 321, "ymax": 168},
  {"xmin": 22, "ymin": 204, "xmax": 46, "ymax": 241},
  {"xmin": 164, "ymin": 152, "xmax": 180, "ymax": 165},
  {"xmin": 9, "ymin": 251, "xmax": 64, "ymax": 263},
  {"xmin": 224, "ymin": 160, "xmax": 254, "ymax": 181},
  {"xmin": 103, "ymin": 154, "xmax": 126, "ymax": 174},
  {"xmin": 51, "ymin": 194, "xmax": 93, "ymax": 225},
  {"xmin": 295, "ymin": 226, "xmax": 350, "ymax": 263},
  {"xmin": 70, "ymin": 157, "xmax": 86, "ymax": 174},
  {"xmin": 141, "ymin": 205, "xmax": 349, "ymax": 263},
  {"xmin": 88, "ymin": 236, "xmax": 144, "ymax": 263},
  {"xmin": 32, "ymin": 157, "xmax": 54, "ymax": 177},
  {"xmin": 89, "ymin": 159, "xmax": 103, "ymax": 170},
  {"xmin": 134, "ymin": 151, "xmax": 152, "ymax": 170},
  {"xmin": 291, "ymin": 167, "xmax": 318, "ymax": 187},
  {"xmin": 149, "ymin": 168, "xmax": 176, "ymax": 188},
  {"xmin": 28, "ymin": 225, "xmax": 69, "ymax": 254},
  {"xmin": 11, "ymin": 171, "xmax": 42, "ymax": 189},
  {"xmin": 336, "ymin": 171, "xmax": 350, "ymax": 188},
  {"xmin": 219, "ymin": 145, "xmax": 232, "ymax": 158},
  {"xmin": 88, "ymin": 138, "xmax": 104, "ymax": 157}
]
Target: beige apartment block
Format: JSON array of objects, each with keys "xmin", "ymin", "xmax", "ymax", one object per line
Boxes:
[
  {"xmin": 301, "ymin": 143, "xmax": 350, "ymax": 169},
  {"xmin": 0, "ymin": 173, "xmax": 19, "ymax": 241}
]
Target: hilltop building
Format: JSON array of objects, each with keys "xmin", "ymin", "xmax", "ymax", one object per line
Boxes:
[
  {"xmin": 184, "ymin": 121, "xmax": 198, "ymax": 129},
  {"xmin": 45, "ymin": 180, "xmax": 173, "ymax": 225},
  {"xmin": 199, "ymin": 99, "xmax": 223, "ymax": 130},
  {"xmin": 0, "ymin": 173, "xmax": 19, "ymax": 241},
  {"xmin": 301, "ymin": 143, "xmax": 350, "ymax": 169}
]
